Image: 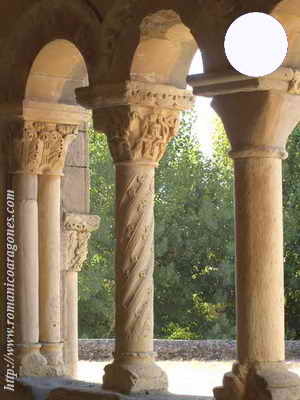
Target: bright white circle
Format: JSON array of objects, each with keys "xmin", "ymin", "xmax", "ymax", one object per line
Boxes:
[{"xmin": 224, "ymin": 12, "xmax": 288, "ymax": 77}]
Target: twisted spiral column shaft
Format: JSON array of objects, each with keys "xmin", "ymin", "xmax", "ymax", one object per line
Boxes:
[
  {"xmin": 103, "ymin": 161, "xmax": 168, "ymax": 393},
  {"xmin": 115, "ymin": 162, "xmax": 155, "ymax": 355}
]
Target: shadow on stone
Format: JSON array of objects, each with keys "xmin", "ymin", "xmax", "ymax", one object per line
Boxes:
[{"xmin": 2, "ymin": 377, "xmax": 213, "ymax": 400}]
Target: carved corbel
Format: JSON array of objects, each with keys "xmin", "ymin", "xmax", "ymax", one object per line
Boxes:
[{"xmin": 63, "ymin": 213, "xmax": 100, "ymax": 273}]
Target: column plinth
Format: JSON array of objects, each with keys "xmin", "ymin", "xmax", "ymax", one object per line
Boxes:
[
  {"xmin": 16, "ymin": 343, "xmax": 48, "ymax": 377},
  {"xmin": 214, "ymin": 361, "xmax": 300, "ymax": 400}
]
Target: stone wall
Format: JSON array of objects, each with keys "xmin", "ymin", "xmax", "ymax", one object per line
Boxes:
[{"xmin": 79, "ymin": 339, "xmax": 300, "ymax": 361}]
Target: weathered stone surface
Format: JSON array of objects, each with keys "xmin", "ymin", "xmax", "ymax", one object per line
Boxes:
[
  {"xmin": 77, "ymin": 81, "xmax": 195, "ymax": 111},
  {"xmin": 63, "ymin": 213, "xmax": 100, "ymax": 273},
  {"xmin": 9, "ymin": 120, "xmax": 79, "ymax": 176},
  {"xmin": 3, "ymin": 2, "xmax": 300, "ymax": 400},
  {"xmin": 187, "ymin": 67, "xmax": 300, "ymax": 97},
  {"xmin": 65, "ymin": 130, "xmax": 90, "ymax": 169},
  {"xmin": 61, "ymin": 166, "xmax": 90, "ymax": 214},
  {"xmin": 13, "ymin": 174, "xmax": 49, "ymax": 377},
  {"xmin": 214, "ymin": 361, "xmax": 300, "ymax": 400},
  {"xmin": 1, "ymin": 377, "xmax": 211, "ymax": 400},
  {"xmin": 62, "ymin": 213, "xmax": 100, "ymax": 378},
  {"xmin": 39, "ymin": 175, "xmax": 65, "ymax": 376}
]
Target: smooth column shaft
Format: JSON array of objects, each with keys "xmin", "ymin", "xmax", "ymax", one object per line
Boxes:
[
  {"xmin": 14, "ymin": 174, "xmax": 48, "ymax": 376},
  {"xmin": 64, "ymin": 271, "xmax": 78, "ymax": 377},
  {"xmin": 234, "ymin": 157, "xmax": 285, "ymax": 363},
  {"xmin": 38, "ymin": 175, "xmax": 61, "ymax": 343},
  {"xmin": 14, "ymin": 175, "xmax": 40, "ymax": 344}
]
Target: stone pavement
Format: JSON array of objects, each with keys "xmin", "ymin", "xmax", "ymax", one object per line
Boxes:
[{"xmin": 3, "ymin": 378, "xmax": 212, "ymax": 400}]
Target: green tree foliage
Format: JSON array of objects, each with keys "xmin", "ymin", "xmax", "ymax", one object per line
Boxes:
[
  {"xmin": 79, "ymin": 113, "xmax": 300, "ymax": 340},
  {"xmin": 283, "ymin": 123, "xmax": 300, "ymax": 339},
  {"xmin": 154, "ymin": 111, "xmax": 235, "ymax": 339},
  {"xmin": 78, "ymin": 128, "xmax": 115, "ymax": 338}
]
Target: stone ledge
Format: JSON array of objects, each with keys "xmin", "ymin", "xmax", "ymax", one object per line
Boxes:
[
  {"xmin": 78, "ymin": 339, "xmax": 300, "ymax": 362},
  {"xmin": 2, "ymin": 377, "xmax": 211, "ymax": 400}
]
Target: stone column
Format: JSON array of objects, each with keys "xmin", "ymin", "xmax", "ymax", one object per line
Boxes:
[
  {"xmin": 63, "ymin": 213, "xmax": 100, "ymax": 377},
  {"xmin": 76, "ymin": 81, "xmax": 195, "ymax": 393},
  {"xmin": 187, "ymin": 69, "xmax": 300, "ymax": 400},
  {"xmin": 213, "ymin": 148, "xmax": 300, "ymax": 400},
  {"xmin": 8, "ymin": 119, "xmax": 48, "ymax": 376},
  {"xmin": 35, "ymin": 122, "xmax": 78, "ymax": 376}
]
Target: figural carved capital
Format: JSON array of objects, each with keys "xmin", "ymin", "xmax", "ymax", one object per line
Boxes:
[
  {"xmin": 76, "ymin": 81, "xmax": 194, "ymax": 164},
  {"xmin": 98, "ymin": 106, "xmax": 181, "ymax": 164},
  {"xmin": 8, "ymin": 120, "xmax": 79, "ymax": 175},
  {"xmin": 63, "ymin": 213, "xmax": 100, "ymax": 273}
]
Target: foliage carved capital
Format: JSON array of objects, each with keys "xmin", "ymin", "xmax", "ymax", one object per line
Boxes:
[
  {"xmin": 63, "ymin": 213, "xmax": 100, "ymax": 273},
  {"xmin": 8, "ymin": 120, "xmax": 79, "ymax": 175}
]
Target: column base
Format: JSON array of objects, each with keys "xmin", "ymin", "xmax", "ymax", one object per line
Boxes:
[
  {"xmin": 17, "ymin": 343, "xmax": 49, "ymax": 377},
  {"xmin": 103, "ymin": 352, "xmax": 168, "ymax": 394},
  {"xmin": 64, "ymin": 361, "xmax": 78, "ymax": 378},
  {"xmin": 40, "ymin": 342, "xmax": 65, "ymax": 376},
  {"xmin": 214, "ymin": 361, "xmax": 300, "ymax": 400}
]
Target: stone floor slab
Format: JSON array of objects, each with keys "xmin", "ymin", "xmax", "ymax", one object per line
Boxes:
[{"xmin": 6, "ymin": 377, "xmax": 212, "ymax": 400}]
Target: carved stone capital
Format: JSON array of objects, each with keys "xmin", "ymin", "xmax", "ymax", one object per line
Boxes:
[
  {"xmin": 187, "ymin": 67, "xmax": 300, "ymax": 97},
  {"xmin": 76, "ymin": 80, "xmax": 195, "ymax": 111},
  {"xmin": 8, "ymin": 120, "xmax": 79, "ymax": 175},
  {"xmin": 96, "ymin": 106, "xmax": 181, "ymax": 164},
  {"xmin": 63, "ymin": 213, "xmax": 100, "ymax": 273},
  {"xmin": 77, "ymin": 81, "xmax": 194, "ymax": 164}
]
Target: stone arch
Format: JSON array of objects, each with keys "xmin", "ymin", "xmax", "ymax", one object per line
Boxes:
[
  {"xmin": 25, "ymin": 39, "xmax": 88, "ymax": 106},
  {"xmin": 98, "ymin": 0, "xmax": 210, "ymax": 83},
  {"xmin": 97, "ymin": 0, "xmax": 288, "ymax": 85},
  {"xmin": 130, "ymin": 9, "xmax": 198, "ymax": 89},
  {"xmin": 18, "ymin": 38, "xmax": 94, "ymax": 378},
  {"xmin": 0, "ymin": 0, "xmax": 102, "ymax": 105},
  {"xmin": 271, "ymin": 0, "xmax": 300, "ymax": 69}
]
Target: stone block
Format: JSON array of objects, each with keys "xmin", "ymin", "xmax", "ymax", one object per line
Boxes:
[
  {"xmin": 65, "ymin": 130, "xmax": 89, "ymax": 168},
  {"xmin": 61, "ymin": 166, "xmax": 90, "ymax": 214},
  {"xmin": 48, "ymin": 387, "xmax": 122, "ymax": 400}
]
